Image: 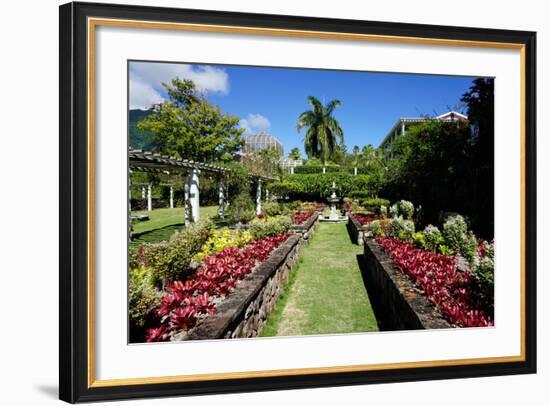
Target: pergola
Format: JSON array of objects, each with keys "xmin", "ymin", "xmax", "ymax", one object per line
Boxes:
[{"xmin": 128, "ymin": 149, "xmax": 275, "ymax": 225}]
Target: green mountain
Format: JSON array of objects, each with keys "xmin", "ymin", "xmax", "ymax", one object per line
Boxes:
[{"xmin": 129, "ymin": 109, "xmax": 158, "ymax": 150}]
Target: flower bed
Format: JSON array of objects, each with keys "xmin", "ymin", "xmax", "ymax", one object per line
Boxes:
[
  {"xmin": 292, "ymin": 210, "xmax": 315, "ymax": 225},
  {"xmin": 146, "ymin": 233, "xmax": 290, "ymax": 342},
  {"xmin": 375, "ymin": 237, "xmax": 493, "ymax": 327},
  {"xmin": 346, "ymin": 213, "xmax": 378, "ymax": 245}
]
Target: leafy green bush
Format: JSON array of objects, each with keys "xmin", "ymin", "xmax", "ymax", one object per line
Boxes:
[
  {"xmin": 129, "ymin": 266, "xmax": 161, "ymax": 329},
  {"xmin": 135, "ymin": 220, "xmax": 212, "ymax": 283},
  {"xmin": 388, "ymin": 216, "xmax": 415, "ymax": 241},
  {"xmin": 398, "ymin": 200, "xmax": 415, "ymax": 219},
  {"xmin": 349, "ymin": 190, "xmax": 372, "ymax": 200},
  {"xmin": 389, "ymin": 204, "xmax": 399, "ymax": 218},
  {"xmin": 263, "ymin": 201, "xmax": 284, "ymax": 216},
  {"xmin": 367, "ymin": 220, "xmax": 384, "ymax": 237},
  {"xmin": 360, "ymin": 197, "xmax": 391, "ymax": 209},
  {"xmin": 422, "ymin": 224, "xmax": 444, "ymax": 251},
  {"xmin": 472, "ymin": 241, "xmax": 494, "ymax": 303},
  {"xmin": 442, "ymin": 215, "xmax": 478, "ymax": 264},
  {"xmin": 412, "ymin": 232, "xmax": 427, "ymax": 249},
  {"xmin": 249, "ymin": 216, "xmax": 292, "ymax": 240},
  {"xmin": 379, "ymin": 205, "xmax": 388, "ymax": 219},
  {"xmin": 227, "ymin": 193, "xmax": 255, "ymax": 224},
  {"xmin": 193, "ymin": 228, "xmax": 253, "ymax": 261},
  {"xmin": 267, "ymin": 181, "xmax": 301, "ymax": 198}
]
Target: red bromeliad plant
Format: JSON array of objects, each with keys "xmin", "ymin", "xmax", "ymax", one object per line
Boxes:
[
  {"xmin": 146, "ymin": 233, "xmax": 289, "ymax": 342},
  {"xmin": 292, "ymin": 210, "xmax": 314, "ymax": 225},
  {"xmin": 375, "ymin": 237, "xmax": 493, "ymax": 328},
  {"xmin": 352, "ymin": 213, "xmax": 378, "ymax": 225}
]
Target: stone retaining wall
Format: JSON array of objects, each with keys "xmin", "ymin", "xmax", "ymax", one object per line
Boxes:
[
  {"xmin": 290, "ymin": 212, "xmax": 319, "ymax": 244},
  {"xmin": 184, "ymin": 234, "xmax": 302, "ymax": 340},
  {"xmin": 363, "ymin": 237, "xmax": 452, "ymax": 331},
  {"xmin": 347, "ymin": 214, "xmax": 368, "ymax": 245}
]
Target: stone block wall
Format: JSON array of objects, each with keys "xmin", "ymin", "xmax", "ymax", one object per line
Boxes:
[
  {"xmin": 184, "ymin": 234, "xmax": 302, "ymax": 340},
  {"xmin": 347, "ymin": 214, "xmax": 368, "ymax": 245},
  {"xmin": 363, "ymin": 237, "xmax": 452, "ymax": 331},
  {"xmin": 290, "ymin": 212, "xmax": 319, "ymax": 245}
]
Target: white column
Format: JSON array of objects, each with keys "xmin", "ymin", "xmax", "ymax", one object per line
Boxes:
[
  {"xmin": 401, "ymin": 122, "xmax": 406, "ymax": 136},
  {"xmin": 218, "ymin": 179, "xmax": 225, "ymax": 218},
  {"xmin": 184, "ymin": 176, "xmax": 190, "ymax": 226},
  {"xmin": 290, "ymin": 166, "xmax": 294, "ymax": 174},
  {"xmin": 141, "ymin": 186, "xmax": 146, "ymax": 199},
  {"xmin": 256, "ymin": 179, "xmax": 262, "ymax": 215},
  {"xmin": 169, "ymin": 185, "xmax": 174, "ymax": 209},
  {"xmin": 189, "ymin": 168, "xmax": 200, "ymax": 222},
  {"xmin": 265, "ymin": 188, "xmax": 269, "ymax": 202},
  {"xmin": 147, "ymin": 184, "xmax": 152, "ymax": 212},
  {"xmin": 354, "ymin": 167, "xmax": 358, "ymax": 176},
  {"xmin": 322, "ymin": 166, "xmax": 326, "ymax": 174}
]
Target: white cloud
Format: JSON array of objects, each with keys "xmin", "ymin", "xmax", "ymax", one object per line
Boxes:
[
  {"xmin": 239, "ymin": 113, "xmax": 271, "ymax": 134},
  {"xmin": 129, "ymin": 62, "xmax": 229, "ymax": 110}
]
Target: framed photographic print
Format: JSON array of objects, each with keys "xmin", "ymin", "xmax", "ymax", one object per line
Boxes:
[{"xmin": 59, "ymin": 1, "xmax": 537, "ymax": 403}]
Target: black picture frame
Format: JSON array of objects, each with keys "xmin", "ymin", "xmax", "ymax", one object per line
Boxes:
[{"xmin": 59, "ymin": 1, "xmax": 537, "ymax": 403}]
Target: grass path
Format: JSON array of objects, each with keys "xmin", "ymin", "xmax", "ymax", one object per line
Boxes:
[{"xmin": 261, "ymin": 222, "xmax": 379, "ymax": 337}]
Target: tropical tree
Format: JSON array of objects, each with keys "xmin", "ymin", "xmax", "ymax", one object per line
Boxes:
[
  {"xmin": 288, "ymin": 147, "xmax": 302, "ymax": 160},
  {"xmin": 352, "ymin": 145, "xmax": 360, "ymax": 166},
  {"xmin": 296, "ymin": 96, "xmax": 344, "ymax": 164},
  {"xmin": 138, "ymin": 78, "xmax": 244, "ymax": 162}
]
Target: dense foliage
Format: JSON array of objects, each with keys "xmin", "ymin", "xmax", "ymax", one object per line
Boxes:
[
  {"xmin": 132, "ymin": 220, "xmax": 212, "ymax": 284},
  {"xmin": 137, "ymin": 78, "xmax": 244, "ymax": 162},
  {"xmin": 249, "ymin": 216, "xmax": 292, "ymax": 240},
  {"xmin": 376, "ymin": 237, "xmax": 493, "ymax": 327},
  {"xmin": 382, "ymin": 79, "xmax": 494, "ymax": 238},
  {"xmin": 147, "ymin": 234, "xmax": 289, "ymax": 341},
  {"xmin": 193, "ymin": 228, "xmax": 253, "ymax": 262}
]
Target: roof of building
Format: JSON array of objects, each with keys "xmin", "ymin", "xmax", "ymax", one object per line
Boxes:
[
  {"xmin": 243, "ymin": 132, "xmax": 284, "ymax": 156},
  {"xmin": 379, "ymin": 111, "xmax": 468, "ymax": 148}
]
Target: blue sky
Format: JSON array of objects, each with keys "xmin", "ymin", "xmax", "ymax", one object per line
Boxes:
[{"xmin": 129, "ymin": 61, "xmax": 479, "ymax": 154}]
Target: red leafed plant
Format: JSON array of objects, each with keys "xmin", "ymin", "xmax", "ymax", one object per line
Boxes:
[
  {"xmin": 375, "ymin": 237, "xmax": 493, "ymax": 327},
  {"xmin": 146, "ymin": 233, "xmax": 289, "ymax": 341},
  {"xmin": 292, "ymin": 210, "xmax": 314, "ymax": 225},
  {"xmin": 352, "ymin": 213, "xmax": 378, "ymax": 225}
]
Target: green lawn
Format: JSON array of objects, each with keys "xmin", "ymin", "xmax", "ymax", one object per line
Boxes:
[
  {"xmin": 261, "ymin": 222, "xmax": 379, "ymax": 337},
  {"xmin": 130, "ymin": 206, "xmax": 218, "ymax": 248}
]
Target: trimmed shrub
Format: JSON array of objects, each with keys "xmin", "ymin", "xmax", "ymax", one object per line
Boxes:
[
  {"xmin": 422, "ymin": 224, "xmax": 444, "ymax": 251},
  {"xmin": 388, "ymin": 215, "xmax": 415, "ymax": 241},
  {"xmin": 226, "ymin": 193, "xmax": 255, "ymax": 224},
  {"xmin": 249, "ymin": 216, "xmax": 292, "ymax": 241},
  {"xmin": 398, "ymin": 200, "xmax": 415, "ymax": 219},
  {"xmin": 389, "ymin": 204, "xmax": 399, "ymax": 218},
  {"xmin": 193, "ymin": 228, "xmax": 253, "ymax": 262},
  {"xmin": 361, "ymin": 197, "xmax": 391, "ymax": 209},
  {"xmin": 263, "ymin": 201, "xmax": 284, "ymax": 217},
  {"xmin": 349, "ymin": 190, "xmax": 372, "ymax": 200},
  {"xmin": 129, "ymin": 266, "xmax": 161, "ymax": 329},
  {"xmin": 134, "ymin": 220, "xmax": 213, "ymax": 283},
  {"xmin": 442, "ymin": 215, "xmax": 478, "ymax": 264},
  {"xmin": 473, "ymin": 241, "xmax": 494, "ymax": 304}
]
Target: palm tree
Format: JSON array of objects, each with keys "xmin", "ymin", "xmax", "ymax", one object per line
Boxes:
[{"xmin": 297, "ymin": 96, "xmax": 344, "ymax": 164}]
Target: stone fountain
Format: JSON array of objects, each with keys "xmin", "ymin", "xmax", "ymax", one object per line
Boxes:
[{"xmin": 321, "ymin": 181, "xmax": 347, "ymax": 222}]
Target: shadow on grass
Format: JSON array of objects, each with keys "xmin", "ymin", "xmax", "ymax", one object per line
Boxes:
[{"xmin": 356, "ymin": 253, "xmax": 388, "ymax": 331}]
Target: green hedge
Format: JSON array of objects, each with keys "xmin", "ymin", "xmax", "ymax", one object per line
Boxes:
[
  {"xmin": 268, "ymin": 173, "xmax": 380, "ymax": 200},
  {"xmin": 294, "ymin": 165, "xmax": 370, "ymax": 174}
]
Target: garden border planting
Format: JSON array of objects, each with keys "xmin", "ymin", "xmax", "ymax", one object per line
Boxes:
[
  {"xmin": 182, "ymin": 234, "xmax": 302, "ymax": 340},
  {"xmin": 363, "ymin": 237, "xmax": 452, "ymax": 330}
]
